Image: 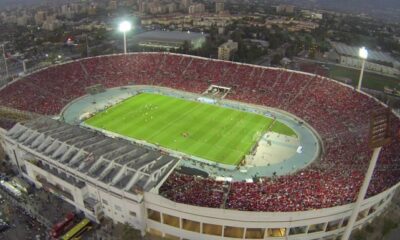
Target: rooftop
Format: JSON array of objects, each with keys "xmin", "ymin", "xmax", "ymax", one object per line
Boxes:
[
  {"xmin": 134, "ymin": 30, "xmax": 206, "ymax": 42},
  {"xmin": 6, "ymin": 117, "xmax": 179, "ymax": 194}
]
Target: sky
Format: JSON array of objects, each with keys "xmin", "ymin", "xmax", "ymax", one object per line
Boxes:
[{"xmin": 0, "ymin": 0, "xmax": 399, "ymax": 19}]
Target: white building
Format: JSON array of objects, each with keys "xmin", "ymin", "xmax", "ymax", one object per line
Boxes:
[
  {"xmin": 218, "ymin": 40, "xmax": 238, "ymax": 60},
  {"xmin": 301, "ymin": 10, "xmax": 323, "ymax": 20},
  {"xmin": 1, "ymin": 117, "xmax": 178, "ymax": 232}
]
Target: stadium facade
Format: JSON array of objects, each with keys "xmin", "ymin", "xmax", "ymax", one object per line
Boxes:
[{"xmin": 0, "ymin": 52, "xmax": 399, "ymax": 240}]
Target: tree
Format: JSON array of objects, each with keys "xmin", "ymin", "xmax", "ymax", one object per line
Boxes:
[
  {"xmin": 271, "ymin": 54, "xmax": 282, "ymax": 66},
  {"xmin": 122, "ymin": 223, "xmax": 141, "ymax": 240},
  {"xmin": 180, "ymin": 40, "xmax": 191, "ymax": 54},
  {"xmin": 285, "ymin": 45, "xmax": 296, "ymax": 58}
]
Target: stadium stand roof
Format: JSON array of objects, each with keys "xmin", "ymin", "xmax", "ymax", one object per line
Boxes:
[
  {"xmin": 331, "ymin": 41, "xmax": 397, "ymax": 64},
  {"xmin": 6, "ymin": 117, "xmax": 179, "ymax": 194}
]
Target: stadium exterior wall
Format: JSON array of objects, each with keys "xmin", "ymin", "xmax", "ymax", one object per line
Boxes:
[
  {"xmin": 143, "ymin": 187, "xmax": 397, "ymax": 240},
  {"xmin": 0, "ymin": 135, "xmax": 147, "ymax": 232}
]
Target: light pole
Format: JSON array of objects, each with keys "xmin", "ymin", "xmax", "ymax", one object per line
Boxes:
[
  {"xmin": 341, "ymin": 110, "xmax": 391, "ymax": 240},
  {"xmin": 357, "ymin": 47, "xmax": 368, "ymax": 91},
  {"xmin": 2, "ymin": 44, "xmax": 9, "ymax": 79},
  {"xmin": 85, "ymin": 34, "xmax": 89, "ymax": 57},
  {"xmin": 118, "ymin": 21, "xmax": 132, "ymax": 54}
]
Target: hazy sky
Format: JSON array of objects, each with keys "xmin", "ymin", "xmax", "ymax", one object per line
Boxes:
[{"xmin": 0, "ymin": 0, "xmax": 399, "ymax": 13}]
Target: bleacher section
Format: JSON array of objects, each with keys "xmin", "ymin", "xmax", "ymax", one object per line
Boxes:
[{"xmin": 0, "ymin": 52, "xmax": 399, "ymax": 212}]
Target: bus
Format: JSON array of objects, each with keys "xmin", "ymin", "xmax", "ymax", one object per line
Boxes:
[
  {"xmin": 49, "ymin": 212, "xmax": 75, "ymax": 239},
  {"xmin": 0, "ymin": 180, "xmax": 22, "ymax": 198},
  {"xmin": 60, "ymin": 218, "xmax": 91, "ymax": 240},
  {"xmin": 11, "ymin": 176, "xmax": 32, "ymax": 194}
]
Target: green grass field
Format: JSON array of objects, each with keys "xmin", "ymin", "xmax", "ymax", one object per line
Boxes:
[
  {"xmin": 85, "ymin": 93, "xmax": 294, "ymax": 165},
  {"xmin": 270, "ymin": 121, "xmax": 297, "ymax": 137},
  {"xmin": 329, "ymin": 65, "xmax": 400, "ymax": 91}
]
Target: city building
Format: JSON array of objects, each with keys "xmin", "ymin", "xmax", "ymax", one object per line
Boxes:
[
  {"xmin": 181, "ymin": 0, "xmax": 192, "ymax": 11},
  {"xmin": 301, "ymin": 10, "xmax": 323, "ymax": 20},
  {"xmin": 88, "ymin": 4, "xmax": 97, "ymax": 15},
  {"xmin": 108, "ymin": 0, "xmax": 118, "ymax": 10},
  {"xmin": 133, "ymin": 30, "xmax": 206, "ymax": 50},
  {"xmin": 138, "ymin": 0, "xmax": 147, "ymax": 13},
  {"xmin": 17, "ymin": 15, "xmax": 30, "ymax": 26},
  {"xmin": 265, "ymin": 19, "xmax": 319, "ymax": 32},
  {"xmin": 148, "ymin": 2, "xmax": 167, "ymax": 15},
  {"xmin": 61, "ymin": 4, "xmax": 80, "ymax": 18},
  {"xmin": 215, "ymin": 0, "xmax": 225, "ymax": 13},
  {"xmin": 34, "ymin": 11, "xmax": 46, "ymax": 25},
  {"xmin": 218, "ymin": 40, "xmax": 238, "ymax": 60},
  {"xmin": 166, "ymin": 3, "xmax": 177, "ymax": 13},
  {"xmin": 276, "ymin": 5, "xmax": 295, "ymax": 14},
  {"xmin": 42, "ymin": 16, "xmax": 61, "ymax": 31},
  {"xmin": 188, "ymin": 3, "xmax": 205, "ymax": 14}
]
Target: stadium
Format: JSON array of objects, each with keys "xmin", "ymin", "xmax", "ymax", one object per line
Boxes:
[{"xmin": 0, "ymin": 52, "xmax": 399, "ymax": 240}]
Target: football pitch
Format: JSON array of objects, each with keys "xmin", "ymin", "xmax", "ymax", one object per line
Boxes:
[{"xmin": 85, "ymin": 93, "xmax": 293, "ymax": 165}]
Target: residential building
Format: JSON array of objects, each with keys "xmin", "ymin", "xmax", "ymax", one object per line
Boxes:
[{"xmin": 218, "ymin": 40, "xmax": 238, "ymax": 60}]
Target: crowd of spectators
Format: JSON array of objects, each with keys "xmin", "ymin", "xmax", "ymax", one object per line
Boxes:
[{"xmin": 0, "ymin": 52, "xmax": 399, "ymax": 211}]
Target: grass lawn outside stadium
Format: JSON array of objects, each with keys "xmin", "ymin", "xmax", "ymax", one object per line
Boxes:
[{"xmin": 85, "ymin": 93, "xmax": 296, "ymax": 165}]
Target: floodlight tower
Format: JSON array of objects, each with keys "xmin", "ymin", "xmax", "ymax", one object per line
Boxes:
[
  {"xmin": 2, "ymin": 44, "xmax": 9, "ymax": 79},
  {"xmin": 341, "ymin": 110, "xmax": 392, "ymax": 240},
  {"xmin": 357, "ymin": 47, "xmax": 368, "ymax": 91},
  {"xmin": 119, "ymin": 21, "xmax": 132, "ymax": 54}
]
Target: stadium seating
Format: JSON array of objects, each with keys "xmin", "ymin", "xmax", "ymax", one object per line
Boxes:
[{"xmin": 0, "ymin": 52, "xmax": 399, "ymax": 211}]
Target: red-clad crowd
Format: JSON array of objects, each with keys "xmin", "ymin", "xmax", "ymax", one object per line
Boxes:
[{"xmin": 0, "ymin": 52, "xmax": 399, "ymax": 211}]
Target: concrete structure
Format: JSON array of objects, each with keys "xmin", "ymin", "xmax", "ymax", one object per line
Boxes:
[
  {"xmin": 218, "ymin": 40, "xmax": 238, "ymax": 60},
  {"xmin": 134, "ymin": 31, "xmax": 206, "ymax": 50},
  {"xmin": 2, "ymin": 117, "xmax": 178, "ymax": 230},
  {"xmin": 330, "ymin": 42, "xmax": 400, "ymax": 76}
]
